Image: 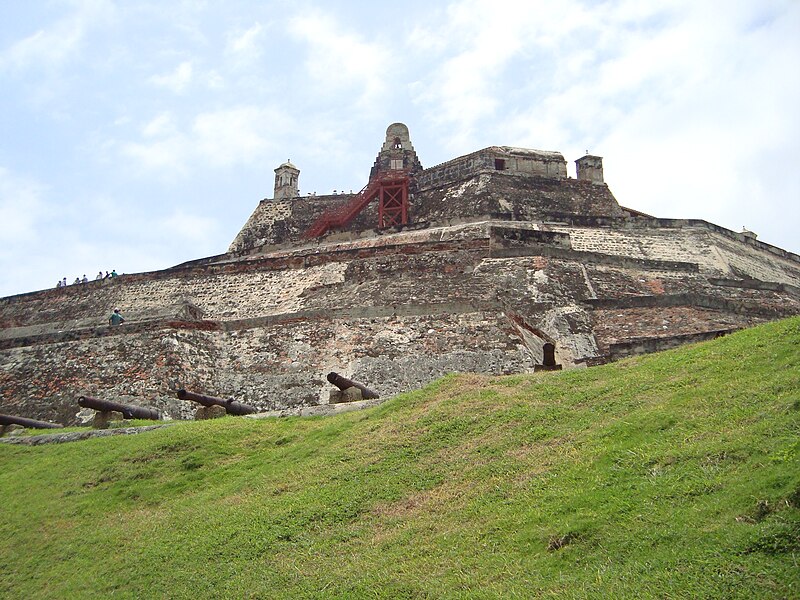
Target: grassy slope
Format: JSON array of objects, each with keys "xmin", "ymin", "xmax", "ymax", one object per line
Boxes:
[{"xmin": 1, "ymin": 318, "xmax": 798, "ymax": 599}]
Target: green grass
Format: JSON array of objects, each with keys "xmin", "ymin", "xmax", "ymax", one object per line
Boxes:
[{"xmin": 1, "ymin": 318, "xmax": 799, "ymax": 599}]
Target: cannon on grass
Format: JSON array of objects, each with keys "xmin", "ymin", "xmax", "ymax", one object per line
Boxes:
[
  {"xmin": 78, "ymin": 395, "xmax": 161, "ymax": 428},
  {"xmin": 326, "ymin": 372, "xmax": 380, "ymax": 403},
  {"xmin": 0, "ymin": 413, "xmax": 63, "ymax": 435},
  {"xmin": 175, "ymin": 389, "xmax": 257, "ymax": 419}
]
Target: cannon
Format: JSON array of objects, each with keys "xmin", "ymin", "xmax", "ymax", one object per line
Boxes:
[
  {"xmin": 326, "ymin": 372, "xmax": 380, "ymax": 399},
  {"xmin": 0, "ymin": 413, "xmax": 64, "ymax": 429},
  {"xmin": 78, "ymin": 396, "xmax": 161, "ymax": 421},
  {"xmin": 175, "ymin": 390, "xmax": 258, "ymax": 416}
]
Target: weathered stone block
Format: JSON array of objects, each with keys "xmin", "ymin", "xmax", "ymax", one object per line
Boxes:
[
  {"xmin": 92, "ymin": 410, "xmax": 125, "ymax": 429},
  {"xmin": 328, "ymin": 387, "xmax": 363, "ymax": 404},
  {"xmin": 0, "ymin": 424, "xmax": 25, "ymax": 437},
  {"xmin": 195, "ymin": 405, "xmax": 227, "ymax": 420}
]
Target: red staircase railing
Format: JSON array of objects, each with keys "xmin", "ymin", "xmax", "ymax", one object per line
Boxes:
[{"xmin": 303, "ymin": 170, "xmax": 409, "ymax": 239}]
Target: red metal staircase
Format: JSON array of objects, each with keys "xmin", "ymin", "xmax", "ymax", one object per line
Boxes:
[{"xmin": 303, "ymin": 170, "xmax": 410, "ymax": 239}]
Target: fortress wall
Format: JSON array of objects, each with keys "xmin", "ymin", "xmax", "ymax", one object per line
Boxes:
[
  {"xmin": 0, "ymin": 328, "xmax": 218, "ymax": 424},
  {"xmin": 583, "ymin": 265, "xmax": 800, "ymax": 315},
  {"xmin": 0, "ymin": 262, "xmax": 351, "ymax": 336},
  {"xmin": 228, "ymin": 193, "xmax": 366, "ymax": 253},
  {"xmin": 0, "ymin": 306, "xmax": 535, "ymax": 425},
  {"xmin": 415, "ymin": 147, "xmax": 567, "ymax": 191},
  {"xmin": 585, "ymin": 264, "xmax": 705, "ymax": 298},
  {"xmin": 552, "ymin": 226, "xmax": 720, "ymax": 268},
  {"xmin": 6, "ymin": 222, "xmax": 797, "ymax": 346},
  {"xmin": 412, "ymin": 173, "xmax": 623, "ymax": 227},
  {"xmin": 4, "ymin": 216, "xmax": 800, "ymax": 424},
  {"xmin": 414, "ymin": 149, "xmax": 494, "ymax": 191},
  {"xmin": 215, "ymin": 310, "xmax": 532, "ymax": 408},
  {"xmin": 228, "ymin": 198, "xmax": 295, "ymax": 252},
  {"xmin": 589, "ymin": 306, "xmax": 765, "ymax": 352},
  {"xmin": 709, "ymin": 233, "xmax": 800, "ymax": 284},
  {"xmin": 229, "ymin": 192, "xmax": 392, "ymax": 253},
  {"xmin": 228, "ymin": 170, "xmax": 624, "ymax": 254},
  {"xmin": 551, "ymin": 225, "xmax": 800, "ymax": 285},
  {"xmin": 4, "ymin": 223, "xmax": 796, "ymax": 345}
]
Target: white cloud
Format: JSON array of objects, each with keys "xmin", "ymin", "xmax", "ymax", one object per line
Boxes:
[
  {"xmin": 192, "ymin": 107, "xmax": 275, "ymax": 167},
  {"xmin": 287, "ymin": 10, "xmax": 389, "ymax": 112},
  {"xmin": 148, "ymin": 60, "xmax": 194, "ymax": 93},
  {"xmin": 121, "ymin": 136, "xmax": 191, "ymax": 176},
  {"xmin": 226, "ymin": 22, "xmax": 264, "ymax": 57},
  {"xmin": 407, "ymin": 0, "xmax": 586, "ymax": 149},
  {"xmin": 158, "ymin": 210, "xmax": 218, "ymax": 241},
  {"xmin": 0, "ymin": 167, "xmax": 48, "ymax": 244},
  {"xmin": 118, "ymin": 105, "xmax": 294, "ymax": 176},
  {"xmin": 0, "ymin": 0, "xmax": 116, "ymax": 71},
  {"xmin": 204, "ymin": 69, "xmax": 225, "ymax": 89},
  {"xmin": 142, "ymin": 112, "xmax": 177, "ymax": 138}
]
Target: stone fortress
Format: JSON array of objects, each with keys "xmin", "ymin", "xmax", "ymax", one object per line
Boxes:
[{"xmin": 2, "ymin": 123, "xmax": 799, "ymax": 425}]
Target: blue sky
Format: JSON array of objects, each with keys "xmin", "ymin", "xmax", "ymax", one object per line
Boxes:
[{"xmin": 1, "ymin": 0, "xmax": 798, "ymax": 297}]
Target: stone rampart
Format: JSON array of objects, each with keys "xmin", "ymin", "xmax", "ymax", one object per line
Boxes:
[
  {"xmin": 229, "ymin": 145, "xmax": 581, "ymax": 254},
  {"xmin": 414, "ymin": 146, "xmax": 567, "ymax": 191},
  {"xmin": 3, "ymin": 132, "xmax": 800, "ymax": 426}
]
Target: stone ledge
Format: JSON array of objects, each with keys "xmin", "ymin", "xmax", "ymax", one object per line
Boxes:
[
  {"xmin": 245, "ymin": 397, "xmax": 385, "ymax": 419},
  {"xmin": 489, "ymin": 244, "xmax": 700, "ymax": 272},
  {"xmin": 584, "ymin": 293, "xmax": 791, "ymax": 318},
  {"xmin": 608, "ymin": 329, "xmax": 735, "ymax": 361},
  {"xmin": 707, "ymin": 278, "xmax": 800, "ymax": 297},
  {"xmin": 0, "ymin": 302, "xmax": 503, "ymax": 349},
  {"xmin": 0, "ymin": 424, "xmax": 173, "ymax": 445}
]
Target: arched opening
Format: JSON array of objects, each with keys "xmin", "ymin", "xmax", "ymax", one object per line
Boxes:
[{"xmin": 542, "ymin": 343, "xmax": 556, "ymax": 367}]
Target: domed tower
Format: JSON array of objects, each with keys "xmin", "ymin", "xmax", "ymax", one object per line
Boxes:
[
  {"xmin": 369, "ymin": 123, "xmax": 423, "ymax": 180},
  {"xmin": 273, "ymin": 160, "xmax": 300, "ymax": 200}
]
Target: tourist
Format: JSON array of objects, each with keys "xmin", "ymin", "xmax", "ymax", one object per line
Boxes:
[
  {"xmin": 73, "ymin": 277, "xmax": 81, "ymax": 285},
  {"xmin": 95, "ymin": 271, "xmax": 103, "ymax": 280},
  {"xmin": 81, "ymin": 274, "xmax": 88, "ymax": 284},
  {"xmin": 108, "ymin": 308, "xmax": 125, "ymax": 326},
  {"xmin": 110, "ymin": 270, "xmax": 118, "ymax": 278}
]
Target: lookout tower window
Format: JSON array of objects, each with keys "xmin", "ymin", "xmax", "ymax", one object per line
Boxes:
[
  {"xmin": 393, "ymin": 137, "xmax": 402, "ymax": 149},
  {"xmin": 495, "ymin": 159, "xmax": 506, "ymax": 171}
]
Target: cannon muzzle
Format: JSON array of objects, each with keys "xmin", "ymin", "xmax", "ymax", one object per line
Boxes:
[
  {"xmin": 175, "ymin": 390, "xmax": 257, "ymax": 416},
  {"xmin": 326, "ymin": 372, "xmax": 380, "ymax": 399},
  {"xmin": 78, "ymin": 396, "xmax": 161, "ymax": 421}
]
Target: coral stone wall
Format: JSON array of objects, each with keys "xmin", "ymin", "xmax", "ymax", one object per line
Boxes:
[
  {"xmin": 3, "ymin": 217, "xmax": 799, "ymax": 425},
  {"xmin": 3, "ymin": 138, "xmax": 800, "ymax": 426},
  {"xmin": 229, "ymin": 168, "xmax": 623, "ymax": 253},
  {"xmin": 414, "ymin": 146, "xmax": 568, "ymax": 190}
]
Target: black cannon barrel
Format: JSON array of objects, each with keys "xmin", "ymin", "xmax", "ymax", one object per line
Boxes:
[
  {"xmin": 0, "ymin": 413, "xmax": 64, "ymax": 429},
  {"xmin": 175, "ymin": 390, "xmax": 257, "ymax": 416},
  {"xmin": 78, "ymin": 396, "xmax": 161, "ymax": 421},
  {"xmin": 326, "ymin": 372, "xmax": 380, "ymax": 399}
]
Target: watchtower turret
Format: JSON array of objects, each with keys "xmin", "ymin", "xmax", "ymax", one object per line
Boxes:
[
  {"xmin": 369, "ymin": 123, "xmax": 423, "ymax": 180},
  {"xmin": 575, "ymin": 154, "xmax": 604, "ymax": 184},
  {"xmin": 274, "ymin": 160, "xmax": 299, "ymax": 200}
]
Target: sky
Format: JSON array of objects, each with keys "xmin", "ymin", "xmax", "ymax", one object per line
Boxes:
[{"xmin": 1, "ymin": 0, "xmax": 798, "ymax": 298}]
